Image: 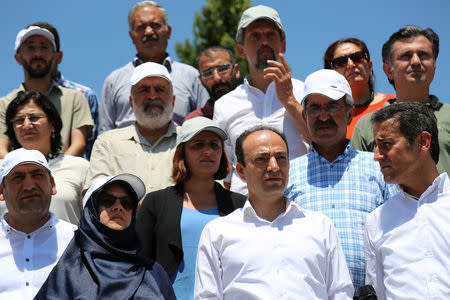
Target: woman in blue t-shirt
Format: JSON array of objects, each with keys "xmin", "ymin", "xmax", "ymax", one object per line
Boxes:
[{"xmin": 136, "ymin": 117, "xmax": 246, "ymax": 300}]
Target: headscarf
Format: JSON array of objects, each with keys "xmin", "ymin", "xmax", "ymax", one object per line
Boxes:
[{"xmin": 34, "ymin": 174, "xmax": 175, "ymax": 300}]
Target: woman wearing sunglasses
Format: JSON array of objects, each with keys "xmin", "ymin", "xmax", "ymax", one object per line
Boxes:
[
  {"xmin": 35, "ymin": 174, "xmax": 176, "ymax": 299},
  {"xmin": 324, "ymin": 38, "xmax": 395, "ymax": 138},
  {"xmin": 136, "ymin": 117, "xmax": 246, "ymax": 300}
]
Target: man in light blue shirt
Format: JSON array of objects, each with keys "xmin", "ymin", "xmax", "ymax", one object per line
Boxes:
[
  {"xmin": 99, "ymin": 1, "xmax": 208, "ymax": 132},
  {"xmin": 287, "ymin": 69, "xmax": 395, "ymax": 291}
]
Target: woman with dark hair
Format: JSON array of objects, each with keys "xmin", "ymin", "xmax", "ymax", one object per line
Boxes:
[
  {"xmin": 136, "ymin": 117, "xmax": 246, "ymax": 300},
  {"xmin": 0, "ymin": 91, "xmax": 88, "ymax": 224},
  {"xmin": 324, "ymin": 38, "xmax": 395, "ymax": 138},
  {"xmin": 35, "ymin": 174, "xmax": 176, "ymax": 299}
]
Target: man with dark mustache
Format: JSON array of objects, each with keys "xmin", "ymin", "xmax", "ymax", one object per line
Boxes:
[
  {"xmin": 0, "ymin": 148, "xmax": 76, "ymax": 298},
  {"xmin": 213, "ymin": 5, "xmax": 310, "ymax": 195},
  {"xmin": 0, "ymin": 26, "xmax": 93, "ymax": 158},
  {"xmin": 99, "ymin": 1, "xmax": 209, "ymax": 132},
  {"xmin": 85, "ymin": 62, "xmax": 178, "ymax": 195},
  {"xmin": 185, "ymin": 46, "xmax": 240, "ymax": 121},
  {"xmin": 286, "ymin": 69, "xmax": 395, "ymax": 291}
]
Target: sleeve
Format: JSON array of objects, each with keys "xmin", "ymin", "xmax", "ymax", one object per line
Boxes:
[
  {"xmin": 85, "ymin": 89, "xmax": 99, "ymax": 139},
  {"xmin": 351, "ymin": 114, "xmax": 374, "ymax": 152},
  {"xmin": 71, "ymin": 90, "xmax": 94, "ymax": 135},
  {"xmin": 213, "ymin": 108, "xmax": 234, "ymax": 184},
  {"xmin": 193, "ymin": 77, "xmax": 209, "ymax": 110},
  {"xmin": 135, "ymin": 194, "xmax": 156, "ymax": 259},
  {"xmin": 194, "ymin": 224, "xmax": 223, "ymax": 300},
  {"xmin": 0, "ymin": 95, "xmax": 11, "ymax": 139},
  {"xmin": 364, "ymin": 218, "xmax": 386, "ymax": 300},
  {"xmin": 83, "ymin": 134, "xmax": 113, "ymax": 190},
  {"xmin": 98, "ymin": 75, "xmax": 116, "ymax": 134},
  {"xmin": 326, "ymin": 219, "xmax": 355, "ymax": 300}
]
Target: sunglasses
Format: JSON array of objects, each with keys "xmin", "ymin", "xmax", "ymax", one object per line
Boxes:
[
  {"xmin": 331, "ymin": 51, "xmax": 368, "ymax": 68},
  {"xmin": 200, "ymin": 64, "xmax": 232, "ymax": 79},
  {"xmin": 98, "ymin": 194, "xmax": 135, "ymax": 211}
]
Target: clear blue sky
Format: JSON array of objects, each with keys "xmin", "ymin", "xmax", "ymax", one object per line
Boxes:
[{"xmin": 2, "ymin": 0, "xmax": 450, "ymax": 103}]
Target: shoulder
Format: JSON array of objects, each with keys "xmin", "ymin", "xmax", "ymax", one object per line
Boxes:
[
  {"xmin": 289, "ymin": 153, "xmax": 309, "ymax": 167},
  {"xmin": 171, "ymin": 60, "xmax": 199, "ymax": 76},
  {"xmin": 214, "ymin": 84, "xmax": 246, "ymax": 110},
  {"xmin": 141, "ymin": 186, "xmax": 181, "ymax": 209},
  {"xmin": 54, "ymin": 154, "xmax": 90, "ymax": 169},
  {"xmin": 96, "ymin": 125, "xmax": 134, "ymax": 141},
  {"xmin": 54, "ymin": 218, "xmax": 77, "ymax": 235},
  {"xmin": 104, "ymin": 62, "xmax": 134, "ymax": 82},
  {"xmin": 1, "ymin": 87, "xmax": 22, "ymax": 102}
]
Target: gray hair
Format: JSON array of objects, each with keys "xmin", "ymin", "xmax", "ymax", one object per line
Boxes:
[{"xmin": 128, "ymin": 1, "xmax": 169, "ymax": 31}]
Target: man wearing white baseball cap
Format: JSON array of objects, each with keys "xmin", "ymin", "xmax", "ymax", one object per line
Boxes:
[
  {"xmin": 86, "ymin": 62, "xmax": 178, "ymax": 194},
  {"xmin": 0, "ymin": 25, "xmax": 93, "ymax": 159},
  {"xmin": 286, "ymin": 69, "xmax": 395, "ymax": 291},
  {"xmin": 213, "ymin": 5, "xmax": 310, "ymax": 196},
  {"xmin": 0, "ymin": 148, "xmax": 76, "ymax": 299}
]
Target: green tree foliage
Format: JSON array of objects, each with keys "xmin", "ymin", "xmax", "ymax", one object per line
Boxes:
[{"xmin": 175, "ymin": 0, "xmax": 252, "ymax": 77}]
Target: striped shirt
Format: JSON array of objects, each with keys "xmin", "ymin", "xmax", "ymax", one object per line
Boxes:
[{"xmin": 287, "ymin": 141, "xmax": 396, "ymax": 290}]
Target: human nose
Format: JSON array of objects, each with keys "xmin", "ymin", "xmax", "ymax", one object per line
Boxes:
[
  {"xmin": 267, "ymin": 156, "xmax": 280, "ymax": 172},
  {"xmin": 410, "ymin": 53, "xmax": 421, "ymax": 65},
  {"xmin": 144, "ymin": 25, "xmax": 154, "ymax": 35},
  {"xmin": 318, "ymin": 107, "xmax": 330, "ymax": 121},
  {"xmin": 22, "ymin": 116, "xmax": 33, "ymax": 128},
  {"xmin": 374, "ymin": 145, "xmax": 383, "ymax": 162},
  {"xmin": 111, "ymin": 199, "xmax": 125, "ymax": 211}
]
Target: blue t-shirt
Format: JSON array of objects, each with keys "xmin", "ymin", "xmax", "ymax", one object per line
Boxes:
[{"xmin": 172, "ymin": 206, "xmax": 219, "ymax": 300}]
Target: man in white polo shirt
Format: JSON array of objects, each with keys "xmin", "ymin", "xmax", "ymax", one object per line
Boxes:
[{"xmin": 0, "ymin": 148, "xmax": 75, "ymax": 299}]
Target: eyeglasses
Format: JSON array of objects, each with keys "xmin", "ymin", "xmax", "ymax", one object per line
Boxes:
[
  {"xmin": 98, "ymin": 194, "xmax": 135, "ymax": 211},
  {"xmin": 12, "ymin": 115, "xmax": 47, "ymax": 126},
  {"xmin": 305, "ymin": 102, "xmax": 343, "ymax": 118},
  {"xmin": 200, "ymin": 64, "xmax": 232, "ymax": 79},
  {"xmin": 331, "ymin": 51, "xmax": 368, "ymax": 68},
  {"xmin": 21, "ymin": 45, "xmax": 53, "ymax": 55}
]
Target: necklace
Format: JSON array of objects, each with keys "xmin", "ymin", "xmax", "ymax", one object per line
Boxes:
[{"xmin": 354, "ymin": 92, "xmax": 374, "ymax": 108}]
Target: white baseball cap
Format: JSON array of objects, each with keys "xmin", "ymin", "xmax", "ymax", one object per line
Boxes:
[
  {"xmin": 1, "ymin": 148, "xmax": 51, "ymax": 182},
  {"xmin": 14, "ymin": 26, "xmax": 56, "ymax": 52},
  {"xmin": 236, "ymin": 5, "xmax": 285, "ymax": 44},
  {"xmin": 301, "ymin": 69, "xmax": 353, "ymax": 106},
  {"xmin": 130, "ymin": 62, "xmax": 172, "ymax": 87},
  {"xmin": 82, "ymin": 174, "xmax": 146, "ymax": 208}
]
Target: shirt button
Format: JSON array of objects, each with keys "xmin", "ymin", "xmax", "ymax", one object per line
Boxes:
[
  {"xmin": 26, "ymin": 282, "xmax": 29, "ymax": 286},
  {"xmin": 26, "ymin": 258, "xmax": 30, "ymax": 262},
  {"xmin": 27, "ymin": 235, "xmax": 31, "ymax": 239}
]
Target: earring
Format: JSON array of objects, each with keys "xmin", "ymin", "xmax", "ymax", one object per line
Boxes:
[{"xmin": 51, "ymin": 132, "xmax": 56, "ymax": 139}]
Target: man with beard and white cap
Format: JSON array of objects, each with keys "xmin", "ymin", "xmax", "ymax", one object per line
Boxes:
[
  {"xmin": 0, "ymin": 148, "xmax": 76, "ymax": 299},
  {"xmin": 85, "ymin": 62, "xmax": 178, "ymax": 194},
  {"xmin": 0, "ymin": 26, "xmax": 93, "ymax": 158},
  {"xmin": 213, "ymin": 5, "xmax": 311, "ymax": 196},
  {"xmin": 286, "ymin": 69, "xmax": 395, "ymax": 291},
  {"xmin": 99, "ymin": 1, "xmax": 208, "ymax": 132}
]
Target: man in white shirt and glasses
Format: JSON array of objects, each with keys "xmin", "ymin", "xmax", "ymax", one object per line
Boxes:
[
  {"xmin": 365, "ymin": 102, "xmax": 450, "ymax": 299},
  {"xmin": 194, "ymin": 126, "xmax": 353, "ymax": 299},
  {"xmin": 0, "ymin": 148, "xmax": 75, "ymax": 299}
]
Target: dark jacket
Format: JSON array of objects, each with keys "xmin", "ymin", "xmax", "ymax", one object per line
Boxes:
[
  {"xmin": 34, "ymin": 184, "xmax": 176, "ymax": 300},
  {"xmin": 135, "ymin": 182, "xmax": 246, "ymax": 276}
]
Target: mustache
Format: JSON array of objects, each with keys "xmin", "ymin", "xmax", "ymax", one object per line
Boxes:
[
  {"xmin": 30, "ymin": 58, "xmax": 47, "ymax": 64},
  {"xmin": 142, "ymin": 99, "xmax": 165, "ymax": 111},
  {"xmin": 313, "ymin": 119, "xmax": 337, "ymax": 131},
  {"xmin": 257, "ymin": 45, "xmax": 276, "ymax": 59},
  {"xmin": 141, "ymin": 34, "xmax": 159, "ymax": 43}
]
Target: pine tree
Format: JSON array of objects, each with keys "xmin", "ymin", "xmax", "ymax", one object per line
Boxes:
[{"xmin": 175, "ymin": 0, "xmax": 252, "ymax": 77}]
